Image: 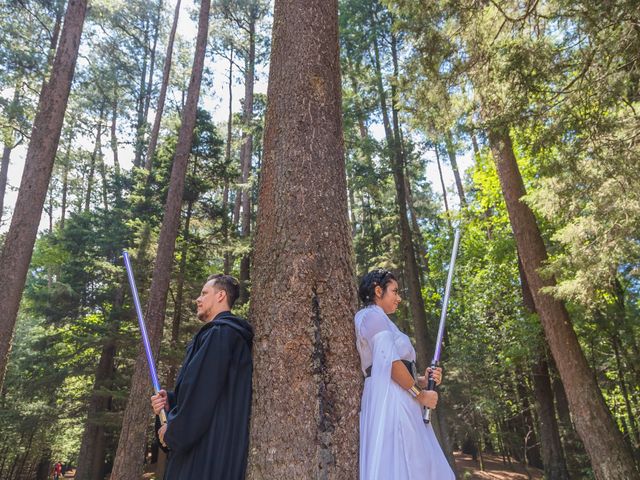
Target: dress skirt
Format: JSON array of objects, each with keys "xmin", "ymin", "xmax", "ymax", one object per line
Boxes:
[{"xmin": 359, "ymin": 378, "xmax": 455, "ymax": 480}]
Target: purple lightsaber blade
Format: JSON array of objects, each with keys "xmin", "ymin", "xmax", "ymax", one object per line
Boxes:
[
  {"xmin": 123, "ymin": 251, "xmax": 167, "ymax": 426},
  {"xmin": 424, "ymin": 229, "xmax": 461, "ymax": 424}
]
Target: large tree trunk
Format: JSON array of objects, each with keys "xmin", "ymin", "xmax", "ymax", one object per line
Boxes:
[
  {"xmin": 0, "ymin": 0, "xmax": 88, "ymax": 391},
  {"xmin": 145, "ymin": 0, "xmax": 181, "ymax": 172},
  {"xmin": 488, "ymin": 127, "xmax": 638, "ymax": 479},
  {"xmin": 238, "ymin": 18, "xmax": 256, "ymax": 305},
  {"xmin": 247, "ymin": 1, "xmax": 360, "ymax": 477},
  {"xmin": 109, "ymin": 1, "xmax": 210, "ymax": 477}
]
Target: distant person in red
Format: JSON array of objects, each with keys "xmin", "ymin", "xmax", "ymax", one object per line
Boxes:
[{"xmin": 53, "ymin": 462, "xmax": 62, "ymax": 480}]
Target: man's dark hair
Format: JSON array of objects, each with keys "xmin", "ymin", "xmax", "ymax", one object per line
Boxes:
[
  {"xmin": 358, "ymin": 268, "xmax": 397, "ymax": 306},
  {"xmin": 207, "ymin": 274, "xmax": 240, "ymax": 309}
]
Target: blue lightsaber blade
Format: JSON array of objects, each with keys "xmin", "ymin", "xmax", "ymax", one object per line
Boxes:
[
  {"xmin": 123, "ymin": 250, "xmax": 167, "ymax": 426},
  {"xmin": 424, "ymin": 229, "xmax": 461, "ymax": 424}
]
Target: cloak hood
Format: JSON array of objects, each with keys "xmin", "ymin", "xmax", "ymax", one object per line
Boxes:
[{"xmin": 210, "ymin": 311, "xmax": 254, "ymax": 347}]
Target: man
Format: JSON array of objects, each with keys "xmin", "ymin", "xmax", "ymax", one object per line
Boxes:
[{"xmin": 151, "ymin": 274, "xmax": 253, "ymax": 479}]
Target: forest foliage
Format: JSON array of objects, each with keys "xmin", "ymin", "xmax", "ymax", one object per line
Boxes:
[{"xmin": 0, "ymin": 0, "xmax": 638, "ymax": 478}]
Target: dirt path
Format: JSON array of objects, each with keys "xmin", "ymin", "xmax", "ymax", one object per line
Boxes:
[
  {"xmin": 455, "ymin": 452, "xmax": 543, "ymax": 480},
  {"xmin": 62, "ymin": 453, "xmax": 542, "ymax": 479}
]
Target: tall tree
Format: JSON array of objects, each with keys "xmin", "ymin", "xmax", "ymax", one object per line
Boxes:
[
  {"xmin": 247, "ymin": 0, "xmax": 360, "ymax": 477},
  {"xmin": 215, "ymin": 0, "xmax": 270, "ymax": 303},
  {"xmin": 0, "ymin": 85, "xmax": 24, "ymax": 225},
  {"xmin": 489, "ymin": 128, "xmax": 638, "ymax": 479},
  {"xmin": 110, "ymin": 0, "xmax": 212, "ymax": 477},
  {"xmin": 519, "ymin": 258, "xmax": 570, "ymax": 479},
  {"xmin": 145, "ymin": 0, "xmax": 182, "ymax": 172},
  {"xmin": 0, "ymin": 0, "xmax": 88, "ymax": 391}
]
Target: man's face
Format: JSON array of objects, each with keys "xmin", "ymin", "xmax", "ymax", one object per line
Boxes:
[{"xmin": 196, "ymin": 281, "xmax": 223, "ymax": 322}]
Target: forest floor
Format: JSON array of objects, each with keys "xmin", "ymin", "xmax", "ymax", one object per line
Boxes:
[
  {"xmin": 58, "ymin": 452, "xmax": 543, "ymax": 479},
  {"xmin": 454, "ymin": 452, "xmax": 544, "ymax": 479}
]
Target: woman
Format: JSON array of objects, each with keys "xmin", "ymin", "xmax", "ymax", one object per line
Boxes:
[{"xmin": 355, "ymin": 268, "xmax": 455, "ymax": 479}]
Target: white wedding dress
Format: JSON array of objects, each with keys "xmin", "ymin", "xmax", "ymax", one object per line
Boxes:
[{"xmin": 355, "ymin": 305, "xmax": 455, "ymax": 480}]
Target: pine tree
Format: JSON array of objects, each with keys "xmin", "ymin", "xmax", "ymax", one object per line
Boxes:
[{"xmin": 247, "ymin": 0, "xmax": 360, "ymax": 477}]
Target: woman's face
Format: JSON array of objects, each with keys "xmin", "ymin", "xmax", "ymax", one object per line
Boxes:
[{"xmin": 375, "ymin": 279, "xmax": 401, "ymax": 314}]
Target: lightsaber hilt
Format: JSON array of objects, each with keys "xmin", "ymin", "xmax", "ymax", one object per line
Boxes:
[
  {"xmin": 423, "ymin": 361, "xmax": 439, "ymax": 424},
  {"xmin": 123, "ymin": 251, "xmax": 168, "ymax": 434},
  {"xmin": 158, "ymin": 405, "xmax": 168, "ymax": 425}
]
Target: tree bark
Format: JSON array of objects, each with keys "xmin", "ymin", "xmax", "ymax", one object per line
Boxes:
[
  {"xmin": 60, "ymin": 130, "xmax": 73, "ymax": 230},
  {"xmin": 247, "ymin": 1, "xmax": 359, "ymax": 477},
  {"xmin": 471, "ymin": 133, "xmax": 480, "ymax": 155},
  {"xmin": 110, "ymin": 0, "xmax": 210, "ymax": 477},
  {"xmin": 0, "ymin": 0, "xmax": 88, "ymax": 391},
  {"xmin": 145, "ymin": 0, "xmax": 181, "ymax": 172},
  {"xmin": 45, "ymin": 2, "xmax": 64, "ymax": 67},
  {"xmin": 99, "ymin": 134, "xmax": 109, "ymax": 211},
  {"xmin": 611, "ymin": 330, "xmax": 640, "ymax": 449},
  {"xmin": 75, "ymin": 337, "xmax": 117, "ymax": 480},
  {"xmin": 519, "ymin": 255, "xmax": 570, "ymax": 479},
  {"xmin": 513, "ymin": 370, "xmax": 543, "ymax": 468},
  {"xmin": 142, "ymin": 0, "xmax": 162, "ymax": 146},
  {"xmin": 133, "ymin": 15, "xmax": 150, "ymax": 169},
  {"xmin": 110, "ymin": 93, "xmax": 120, "ymax": 176},
  {"xmin": 35, "ymin": 448, "xmax": 51, "ymax": 480},
  {"xmin": 404, "ymin": 174, "xmax": 430, "ymax": 279},
  {"xmin": 84, "ymin": 107, "xmax": 105, "ymax": 212},
  {"xmin": 488, "ymin": 127, "xmax": 638, "ymax": 479}
]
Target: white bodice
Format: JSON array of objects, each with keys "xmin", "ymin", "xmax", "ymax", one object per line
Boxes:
[{"xmin": 354, "ymin": 304, "xmax": 416, "ymax": 375}]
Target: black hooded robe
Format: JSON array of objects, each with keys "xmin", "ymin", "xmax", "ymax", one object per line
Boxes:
[{"xmin": 159, "ymin": 311, "xmax": 253, "ymax": 480}]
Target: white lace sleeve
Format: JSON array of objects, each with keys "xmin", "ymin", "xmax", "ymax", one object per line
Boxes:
[{"xmin": 360, "ymin": 307, "xmax": 400, "ymax": 363}]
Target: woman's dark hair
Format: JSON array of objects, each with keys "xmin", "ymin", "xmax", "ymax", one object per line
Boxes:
[{"xmin": 358, "ymin": 269, "xmax": 397, "ymax": 306}]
